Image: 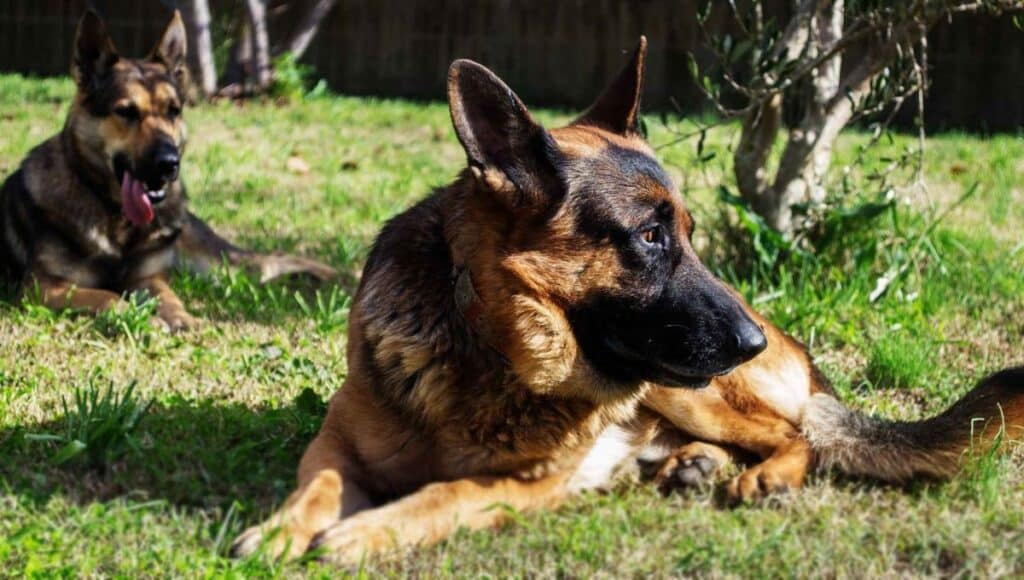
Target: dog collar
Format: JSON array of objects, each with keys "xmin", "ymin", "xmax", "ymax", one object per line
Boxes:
[
  {"xmin": 454, "ymin": 266, "xmax": 505, "ymax": 356},
  {"xmin": 454, "ymin": 266, "xmax": 485, "ymax": 328}
]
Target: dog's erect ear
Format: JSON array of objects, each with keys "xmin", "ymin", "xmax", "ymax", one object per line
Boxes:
[
  {"xmin": 150, "ymin": 10, "xmax": 188, "ymax": 79},
  {"xmin": 72, "ymin": 10, "xmax": 119, "ymax": 90},
  {"xmin": 573, "ymin": 36, "xmax": 647, "ymax": 135},
  {"xmin": 448, "ymin": 60, "xmax": 562, "ymax": 208}
]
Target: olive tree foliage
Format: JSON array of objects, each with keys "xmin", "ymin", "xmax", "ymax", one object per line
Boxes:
[{"xmin": 686, "ymin": 0, "xmax": 1021, "ymax": 240}]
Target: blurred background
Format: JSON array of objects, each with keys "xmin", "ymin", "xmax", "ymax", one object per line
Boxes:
[{"xmin": 1, "ymin": 0, "xmax": 1021, "ymax": 131}]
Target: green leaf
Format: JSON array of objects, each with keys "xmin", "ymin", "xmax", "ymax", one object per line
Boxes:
[
  {"xmin": 52, "ymin": 439, "xmax": 87, "ymax": 464},
  {"xmin": 686, "ymin": 53, "xmax": 699, "ymax": 81},
  {"xmin": 732, "ymin": 39, "xmax": 754, "ymax": 64},
  {"xmin": 23, "ymin": 433, "xmax": 64, "ymax": 443}
]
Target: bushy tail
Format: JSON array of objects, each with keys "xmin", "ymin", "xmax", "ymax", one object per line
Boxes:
[{"xmin": 802, "ymin": 367, "xmax": 1024, "ymax": 482}]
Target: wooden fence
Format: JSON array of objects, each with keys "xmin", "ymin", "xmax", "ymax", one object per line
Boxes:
[{"xmin": 1, "ymin": 1, "xmax": 1021, "ymax": 131}]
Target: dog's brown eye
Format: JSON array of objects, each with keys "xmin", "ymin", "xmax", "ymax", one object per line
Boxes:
[
  {"xmin": 167, "ymin": 105, "xmax": 182, "ymax": 119},
  {"xmin": 639, "ymin": 225, "xmax": 665, "ymax": 249},
  {"xmin": 114, "ymin": 104, "xmax": 140, "ymax": 122}
]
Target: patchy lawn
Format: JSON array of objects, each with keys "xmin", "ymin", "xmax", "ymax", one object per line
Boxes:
[{"xmin": 0, "ymin": 74, "xmax": 1022, "ymax": 577}]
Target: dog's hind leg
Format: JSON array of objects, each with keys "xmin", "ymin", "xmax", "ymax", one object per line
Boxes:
[
  {"xmin": 308, "ymin": 472, "xmax": 569, "ymax": 565},
  {"xmin": 725, "ymin": 437, "xmax": 813, "ymax": 503},
  {"xmin": 176, "ymin": 211, "xmax": 338, "ymax": 283},
  {"xmin": 644, "ymin": 386, "xmax": 812, "ymax": 503},
  {"xmin": 231, "ymin": 431, "xmax": 371, "ymax": 560}
]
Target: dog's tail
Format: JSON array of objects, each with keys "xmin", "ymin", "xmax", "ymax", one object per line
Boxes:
[{"xmin": 802, "ymin": 366, "xmax": 1024, "ymax": 482}]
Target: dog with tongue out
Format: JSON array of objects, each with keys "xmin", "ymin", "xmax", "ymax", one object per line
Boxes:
[
  {"xmin": 0, "ymin": 10, "xmax": 337, "ymax": 330},
  {"xmin": 121, "ymin": 173, "xmax": 160, "ymax": 227}
]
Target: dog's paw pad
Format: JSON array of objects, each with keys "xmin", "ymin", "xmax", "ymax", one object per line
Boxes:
[
  {"xmin": 726, "ymin": 465, "xmax": 793, "ymax": 504},
  {"xmin": 655, "ymin": 450, "xmax": 721, "ymax": 494},
  {"xmin": 674, "ymin": 455, "xmax": 718, "ymax": 487}
]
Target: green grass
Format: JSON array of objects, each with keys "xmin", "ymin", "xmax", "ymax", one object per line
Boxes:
[
  {"xmin": 26, "ymin": 379, "xmax": 153, "ymax": 469},
  {"xmin": 1, "ymin": 72, "xmax": 1022, "ymax": 577}
]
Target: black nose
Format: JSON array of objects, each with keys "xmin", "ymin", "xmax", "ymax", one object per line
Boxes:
[
  {"xmin": 155, "ymin": 149, "xmax": 180, "ymax": 181},
  {"xmin": 734, "ymin": 320, "xmax": 767, "ymax": 359}
]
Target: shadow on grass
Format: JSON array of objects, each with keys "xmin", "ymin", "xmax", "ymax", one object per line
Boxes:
[
  {"xmin": 0, "ymin": 394, "xmax": 324, "ymax": 514},
  {"xmin": 173, "ymin": 272, "xmax": 357, "ymax": 328}
]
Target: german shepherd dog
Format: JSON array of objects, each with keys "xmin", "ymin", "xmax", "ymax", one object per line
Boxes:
[
  {"xmin": 232, "ymin": 39, "xmax": 1023, "ymax": 563},
  {"xmin": 0, "ymin": 11, "xmax": 336, "ymax": 330}
]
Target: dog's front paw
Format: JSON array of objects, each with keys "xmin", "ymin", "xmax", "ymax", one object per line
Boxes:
[
  {"xmin": 155, "ymin": 307, "xmax": 198, "ymax": 333},
  {"xmin": 308, "ymin": 514, "xmax": 397, "ymax": 565},
  {"xmin": 233, "ymin": 470, "xmax": 345, "ymax": 560},
  {"xmin": 654, "ymin": 442, "xmax": 729, "ymax": 494},
  {"xmin": 230, "ymin": 518, "xmax": 313, "ymax": 561}
]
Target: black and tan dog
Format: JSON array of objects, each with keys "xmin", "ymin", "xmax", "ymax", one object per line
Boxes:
[
  {"xmin": 0, "ymin": 11, "xmax": 336, "ymax": 330},
  {"xmin": 231, "ymin": 39, "xmax": 1023, "ymax": 563}
]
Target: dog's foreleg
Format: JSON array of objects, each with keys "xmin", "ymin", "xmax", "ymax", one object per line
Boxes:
[
  {"xmin": 231, "ymin": 431, "xmax": 371, "ymax": 560},
  {"xmin": 31, "ymin": 273, "xmax": 122, "ymax": 313},
  {"xmin": 310, "ymin": 473, "xmax": 569, "ymax": 564},
  {"xmin": 128, "ymin": 274, "xmax": 197, "ymax": 331}
]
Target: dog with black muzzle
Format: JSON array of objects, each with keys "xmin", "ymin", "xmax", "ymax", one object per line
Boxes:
[
  {"xmin": 0, "ymin": 10, "xmax": 337, "ymax": 330},
  {"xmin": 230, "ymin": 37, "xmax": 1024, "ymax": 566}
]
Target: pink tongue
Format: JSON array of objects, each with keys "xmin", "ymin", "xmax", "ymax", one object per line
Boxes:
[{"xmin": 121, "ymin": 172, "xmax": 154, "ymax": 227}]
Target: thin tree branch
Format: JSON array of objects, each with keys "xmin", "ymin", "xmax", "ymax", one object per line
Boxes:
[{"xmin": 274, "ymin": 0, "xmax": 338, "ymax": 59}]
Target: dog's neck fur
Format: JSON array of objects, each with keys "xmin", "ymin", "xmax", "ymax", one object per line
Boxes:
[
  {"xmin": 60, "ymin": 117, "xmax": 119, "ymax": 212},
  {"xmin": 351, "ymin": 175, "xmax": 644, "ymax": 479}
]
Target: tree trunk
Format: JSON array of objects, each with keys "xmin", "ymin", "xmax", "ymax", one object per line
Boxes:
[
  {"xmin": 184, "ymin": 0, "xmax": 217, "ymax": 97},
  {"xmin": 733, "ymin": 0, "xmax": 847, "ymax": 236},
  {"xmin": 243, "ymin": 0, "xmax": 272, "ymax": 91},
  {"xmin": 727, "ymin": 0, "xmax": 1014, "ymax": 238},
  {"xmin": 734, "ymin": 94, "xmax": 783, "ymax": 222},
  {"xmin": 276, "ymin": 0, "xmax": 338, "ymax": 59},
  {"xmin": 765, "ymin": 0, "xmax": 846, "ymax": 234},
  {"xmin": 220, "ymin": 19, "xmax": 252, "ymax": 96}
]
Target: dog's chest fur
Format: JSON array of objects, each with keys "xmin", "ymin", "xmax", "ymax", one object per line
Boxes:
[{"xmin": 567, "ymin": 423, "xmax": 640, "ymax": 490}]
